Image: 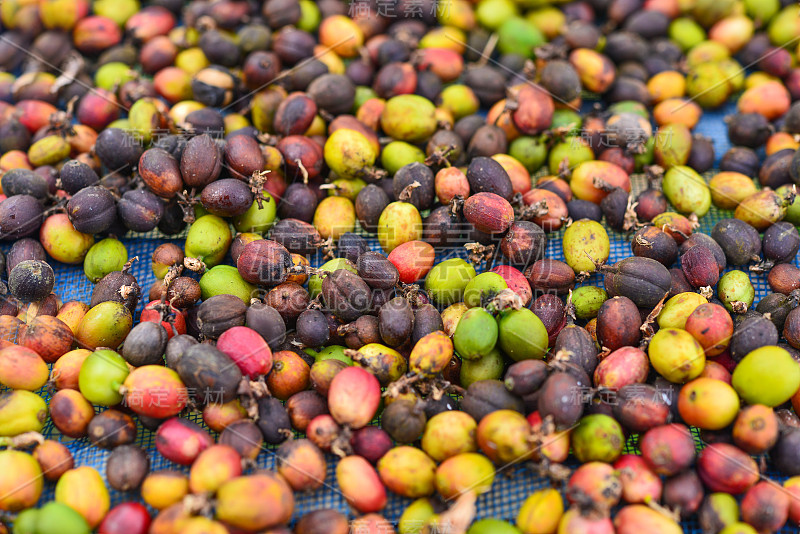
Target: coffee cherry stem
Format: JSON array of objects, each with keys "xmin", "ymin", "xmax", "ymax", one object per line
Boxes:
[
  {"xmin": 592, "ymin": 176, "xmax": 615, "ymax": 193},
  {"xmin": 644, "ymin": 164, "xmax": 665, "ymax": 187},
  {"xmin": 249, "ymin": 170, "xmax": 272, "ymax": 209},
  {"xmin": 182, "ymin": 493, "xmax": 213, "ymax": 518},
  {"xmin": 384, "ymin": 373, "xmax": 422, "ymax": 399},
  {"xmin": 623, "ymin": 197, "xmax": 639, "ymax": 232},
  {"xmin": 435, "ymin": 490, "xmax": 477, "ymax": 533},
  {"xmin": 646, "ymin": 499, "xmax": 682, "ymax": 524},
  {"xmin": 473, "ymin": 32, "xmax": 498, "ymax": 68},
  {"xmin": 183, "ymin": 256, "xmax": 207, "ymax": 274},
  {"xmin": 398, "ymin": 181, "xmax": 421, "ymax": 202},
  {"xmin": 464, "ymin": 242, "xmax": 495, "ymax": 267},
  {"xmin": 449, "ymin": 195, "xmax": 465, "ymax": 218},
  {"xmin": 293, "ymin": 159, "xmax": 309, "ymax": 185},
  {"xmin": 237, "ymin": 376, "xmax": 271, "ymax": 421},
  {"xmin": 639, "ymin": 291, "xmax": 669, "ymax": 350},
  {"xmin": 330, "ymin": 426, "xmax": 353, "ymax": 458},
  {"xmin": 661, "ymin": 223, "xmax": 690, "ymax": 241},
  {"xmin": 484, "ymin": 288, "xmax": 525, "ymax": 314},
  {"xmin": 51, "ymin": 53, "xmax": 84, "ymax": 95},
  {"xmin": 698, "ymin": 286, "xmax": 713, "ymax": 300},
  {"xmin": 424, "ymin": 144, "xmax": 455, "ymax": 168},
  {"xmin": 557, "ymin": 158, "xmax": 571, "ymax": 180},
  {"xmin": 396, "ymin": 282, "xmax": 425, "ymax": 308},
  {"xmin": 319, "ymin": 236, "xmax": 336, "ymax": 261},
  {"xmin": 749, "ymin": 260, "xmax": 775, "ymax": 274},
  {"xmin": 0, "ymin": 432, "xmax": 44, "ymax": 450},
  {"xmin": 162, "ymin": 263, "xmax": 183, "ymax": 290},
  {"xmin": 731, "ymin": 301, "xmax": 749, "ymax": 314},
  {"xmin": 176, "ymin": 189, "xmax": 198, "ymax": 223},
  {"xmin": 565, "ymin": 289, "xmax": 577, "ymax": 325},
  {"xmin": 517, "ymin": 199, "xmax": 550, "ymax": 221}
]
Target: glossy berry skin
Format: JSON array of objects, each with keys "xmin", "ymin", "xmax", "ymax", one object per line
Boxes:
[{"xmin": 98, "ymin": 502, "xmax": 151, "ymax": 534}]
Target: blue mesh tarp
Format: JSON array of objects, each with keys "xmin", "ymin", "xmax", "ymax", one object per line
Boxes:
[{"xmin": 19, "ymin": 101, "xmax": 800, "ymax": 532}]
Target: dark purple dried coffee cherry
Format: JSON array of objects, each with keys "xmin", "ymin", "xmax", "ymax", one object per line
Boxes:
[
  {"xmin": 158, "ymin": 198, "xmax": 187, "ymax": 235},
  {"xmin": 467, "ymin": 124, "xmax": 507, "ymax": 160},
  {"xmin": 540, "ymin": 59, "xmax": 582, "ymax": 103},
  {"xmin": 355, "ymin": 184, "xmax": 390, "ymax": 233},
  {"xmin": 600, "ymin": 187, "xmax": 630, "ymax": 231},
  {"xmin": 554, "ymin": 325, "xmax": 598, "ymax": 375},
  {"xmin": 762, "ymin": 221, "xmax": 800, "ymax": 264},
  {"xmin": 337, "ymin": 233, "xmax": 369, "ymax": 263},
  {"xmin": 242, "ymin": 51, "xmax": 282, "ymax": 90},
  {"xmin": 6, "ymin": 238, "xmax": 45, "ymax": 276},
  {"xmin": 687, "ymin": 134, "xmax": 715, "ymax": 174},
  {"xmin": 307, "ymin": 74, "xmax": 355, "ymax": 116},
  {"xmin": 538, "ymin": 372, "xmax": 584, "ymax": 429},
  {"xmin": 423, "ymin": 207, "xmax": 465, "ymax": 248},
  {"xmin": 755, "ymin": 292, "xmax": 798, "ymax": 332},
  {"xmin": 165, "ymin": 334, "xmax": 198, "ymax": 370},
  {"xmin": 426, "ymin": 130, "xmax": 464, "ymax": 167},
  {"xmin": 378, "ymin": 297, "xmax": 414, "ymax": 348},
  {"xmin": 596, "ymin": 296, "xmax": 642, "ymax": 351},
  {"xmin": 180, "ymin": 134, "xmax": 223, "ymax": 188},
  {"xmin": 357, "ymin": 251, "xmax": 399, "ymax": 290},
  {"xmin": 279, "ymin": 182, "xmax": 318, "ymax": 222},
  {"xmin": 184, "ymin": 107, "xmax": 225, "ymax": 135},
  {"xmin": 602, "ymin": 257, "xmax": 672, "ymax": 310},
  {"xmin": 270, "ymin": 218, "xmax": 322, "ymax": 256},
  {"xmin": 321, "ymin": 270, "xmax": 371, "ymax": 322},
  {"xmin": 200, "ymin": 178, "xmax": 254, "ymax": 217},
  {"xmin": 296, "ymin": 309, "xmax": 329, "ymax": 348},
  {"xmin": 287, "ymin": 59, "xmax": 329, "ymax": 91},
  {"xmin": 634, "ymin": 188, "xmax": 667, "ymax": 222},
  {"xmin": 730, "ymin": 314, "xmax": 778, "ymax": 362},
  {"xmin": 8, "ymin": 260, "xmax": 54, "ymax": 302},
  {"xmin": 67, "ymin": 186, "xmax": 117, "ymax": 234},
  {"xmin": 381, "ymin": 399, "xmax": 426, "ymax": 443},
  {"xmin": 453, "ymin": 114, "xmax": 486, "ymax": 145},
  {"xmin": 719, "ymin": 147, "xmax": 760, "ymax": 177},
  {"xmin": 500, "ymin": 221, "xmax": 547, "ymax": 269},
  {"xmin": 711, "ymin": 218, "xmax": 762, "ymax": 266},
  {"xmin": 0, "ymin": 118, "xmax": 30, "ymax": 153},
  {"xmin": 1, "ymin": 169, "xmax": 48, "ymax": 199},
  {"xmin": 460, "ymin": 379, "xmax": 524, "ymax": 422},
  {"xmin": 106, "ymin": 445, "xmax": 149, "ymax": 492},
  {"xmin": 94, "ymin": 128, "xmax": 144, "ymax": 171},
  {"xmin": 631, "ymin": 226, "xmax": 677, "ymax": 267},
  {"xmin": 727, "ymin": 113, "xmax": 771, "ymax": 148},
  {"xmin": 198, "ymin": 30, "xmax": 241, "ymax": 67},
  {"xmin": 681, "ymin": 245, "xmax": 720, "ymax": 290},
  {"xmin": 257, "ymin": 396, "xmax": 292, "ymax": 444},
  {"xmin": 122, "ymin": 321, "xmax": 168, "ymax": 367},
  {"xmin": 393, "ymin": 162, "xmax": 435, "ymax": 211},
  {"xmin": 345, "ymin": 58, "xmax": 374, "ymax": 86},
  {"xmin": 177, "ymin": 343, "xmax": 242, "ymax": 403},
  {"xmin": 59, "ymin": 160, "xmax": 100, "ymax": 195},
  {"xmin": 567, "ymin": 199, "xmax": 603, "ymax": 222},
  {"xmin": 117, "ymin": 189, "xmax": 164, "ymax": 232},
  {"xmin": 237, "ymin": 239, "xmax": 293, "ymax": 286},
  {"xmin": 91, "ymin": 270, "xmax": 141, "ymax": 313},
  {"xmin": 679, "ymin": 233, "xmax": 727, "ymax": 273},
  {"xmin": 463, "ymin": 65, "xmax": 506, "ymax": 107},
  {"xmin": 466, "ymin": 156, "xmax": 513, "ymax": 201},
  {"xmin": 758, "ymin": 149, "xmax": 794, "ymax": 189},
  {"xmin": 245, "ymin": 301, "xmax": 286, "ymax": 349}
]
